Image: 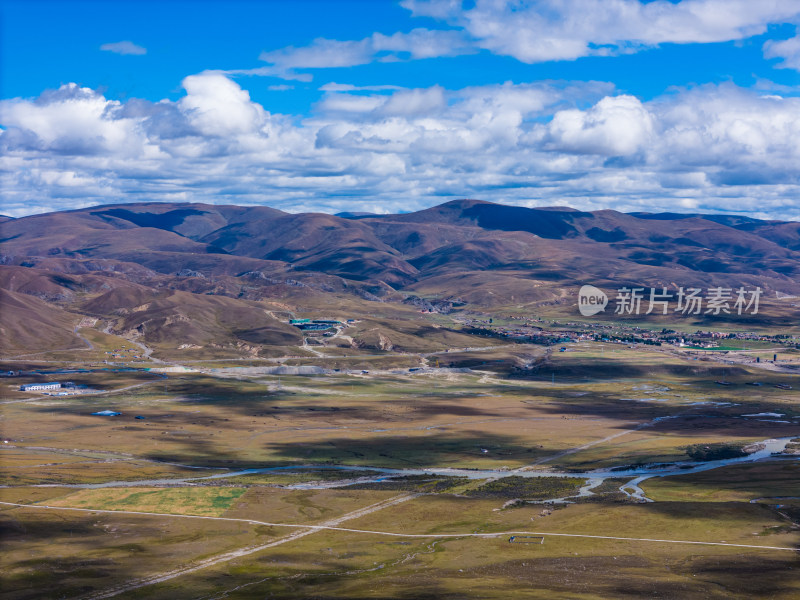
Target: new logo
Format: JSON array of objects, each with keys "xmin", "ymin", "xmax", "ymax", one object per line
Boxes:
[{"xmin": 578, "ymin": 285, "xmax": 608, "ymax": 316}]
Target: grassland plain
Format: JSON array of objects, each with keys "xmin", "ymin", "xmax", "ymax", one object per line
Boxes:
[
  {"xmin": 3, "ymin": 488, "xmax": 798, "ymax": 600},
  {"xmin": 46, "ymin": 488, "xmax": 248, "ymax": 517},
  {"xmin": 642, "ymin": 462, "xmax": 800, "ymax": 502},
  {"xmin": 0, "ymin": 505, "xmax": 273, "ymax": 600},
  {"xmin": 8, "ymin": 350, "xmax": 795, "ymax": 470},
  {"xmin": 68, "ymin": 500, "xmax": 800, "ymax": 600},
  {"xmin": 197, "ymin": 468, "xmax": 385, "ymax": 486},
  {"xmin": 1, "ymin": 340, "xmax": 798, "ymax": 599}
]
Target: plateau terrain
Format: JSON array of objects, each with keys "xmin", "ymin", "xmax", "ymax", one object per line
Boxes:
[{"xmin": 1, "ymin": 201, "xmax": 799, "ymax": 599}]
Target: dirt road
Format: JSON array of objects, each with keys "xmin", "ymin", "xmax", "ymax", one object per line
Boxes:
[
  {"xmin": 1, "ymin": 495, "xmax": 796, "ymax": 600},
  {"xmin": 15, "ymin": 494, "xmax": 417, "ymax": 600}
]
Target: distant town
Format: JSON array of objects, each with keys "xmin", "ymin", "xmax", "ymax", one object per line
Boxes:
[{"xmin": 456, "ymin": 314, "xmax": 800, "ymax": 352}]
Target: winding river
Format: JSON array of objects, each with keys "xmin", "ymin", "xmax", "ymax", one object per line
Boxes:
[{"xmin": 12, "ymin": 436, "xmax": 798, "ymax": 503}]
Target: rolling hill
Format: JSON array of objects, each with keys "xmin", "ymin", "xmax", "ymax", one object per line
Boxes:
[{"xmin": 2, "ymin": 199, "xmax": 799, "ymax": 357}]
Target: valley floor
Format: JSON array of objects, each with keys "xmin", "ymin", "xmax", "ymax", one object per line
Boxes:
[{"xmin": 1, "ymin": 340, "xmax": 799, "ymax": 599}]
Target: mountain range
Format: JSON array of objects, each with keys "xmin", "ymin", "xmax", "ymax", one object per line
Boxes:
[{"xmin": 2, "ymin": 199, "xmax": 799, "ymax": 357}]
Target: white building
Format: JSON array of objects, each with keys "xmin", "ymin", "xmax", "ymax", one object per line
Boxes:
[{"xmin": 20, "ymin": 382, "xmax": 61, "ymax": 391}]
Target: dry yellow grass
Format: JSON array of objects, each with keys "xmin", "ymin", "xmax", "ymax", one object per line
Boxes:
[{"xmin": 47, "ymin": 487, "xmax": 246, "ymax": 517}]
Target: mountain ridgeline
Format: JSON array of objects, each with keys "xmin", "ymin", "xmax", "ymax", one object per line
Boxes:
[{"xmin": 1, "ymin": 199, "xmax": 799, "ymax": 356}]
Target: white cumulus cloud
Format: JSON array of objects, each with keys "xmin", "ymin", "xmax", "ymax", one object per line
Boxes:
[
  {"xmin": 100, "ymin": 40, "xmax": 147, "ymax": 55},
  {"xmin": 179, "ymin": 72, "xmax": 267, "ymax": 137},
  {"xmin": 255, "ymin": 28, "xmax": 472, "ymax": 78},
  {"xmin": 546, "ymin": 95, "xmax": 654, "ymax": 156},
  {"xmin": 252, "ymin": 0, "xmax": 800, "ymax": 73},
  {"xmin": 764, "ymin": 32, "xmax": 800, "ymax": 71},
  {"xmin": 416, "ymin": 0, "xmax": 800, "ymax": 63},
  {"xmin": 2, "ymin": 75, "xmax": 800, "ymax": 220}
]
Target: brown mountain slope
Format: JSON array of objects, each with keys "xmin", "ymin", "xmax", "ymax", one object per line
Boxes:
[
  {"xmin": 85, "ymin": 289, "xmax": 303, "ymax": 350},
  {"xmin": 83, "ymin": 203, "xmax": 286, "ymax": 240},
  {"xmin": 2, "ymin": 200, "xmax": 799, "ymax": 356},
  {"xmin": 0, "ymin": 216, "xmax": 214, "ymax": 257},
  {"xmin": 4, "ymin": 200, "xmax": 800, "ymax": 291},
  {"xmin": 747, "ymin": 221, "xmax": 800, "ymax": 252},
  {"xmin": 0, "ymin": 288, "xmax": 81, "ymax": 355},
  {"xmin": 202, "ymin": 212, "xmax": 418, "ymax": 285},
  {"xmin": 0, "ymin": 265, "xmax": 139, "ymax": 302},
  {"xmin": 376, "ymin": 200, "xmax": 800, "ymax": 283}
]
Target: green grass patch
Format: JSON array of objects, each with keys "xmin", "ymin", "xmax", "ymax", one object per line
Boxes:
[
  {"xmin": 198, "ymin": 469, "xmax": 383, "ymax": 486},
  {"xmin": 466, "ymin": 476, "xmax": 585, "ymax": 500},
  {"xmin": 642, "ymin": 462, "xmax": 800, "ymax": 502},
  {"xmin": 684, "ymin": 442, "xmax": 748, "ymax": 461},
  {"xmin": 344, "ymin": 475, "xmax": 469, "ymax": 493},
  {"xmin": 49, "ymin": 487, "xmax": 247, "ymax": 517}
]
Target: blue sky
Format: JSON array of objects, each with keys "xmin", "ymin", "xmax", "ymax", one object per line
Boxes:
[{"xmin": 2, "ymin": 0, "xmax": 800, "ymax": 218}]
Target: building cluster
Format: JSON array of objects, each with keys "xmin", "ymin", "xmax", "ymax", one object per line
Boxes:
[
  {"xmin": 290, "ymin": 318, "xmax": 356, "ymax": 332},
  {"xmin": 19, "ymin": 381, "xmax": 76, "ymax": 392},
  {"xmin": 105, "ymin": 346, "xmax": 143, "ymax": 360},
  {"xmin": 290, "ymin": 318, "xmax": 341, "ymax": 331},
  {"xmin": 455, "ymin": 313, "xmax": 800, "ymax": 350}
]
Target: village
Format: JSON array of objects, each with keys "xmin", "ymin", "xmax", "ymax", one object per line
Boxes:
[{"xmin": 455, "ymin": 314, "xmax": 800, "ymax": 351}]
